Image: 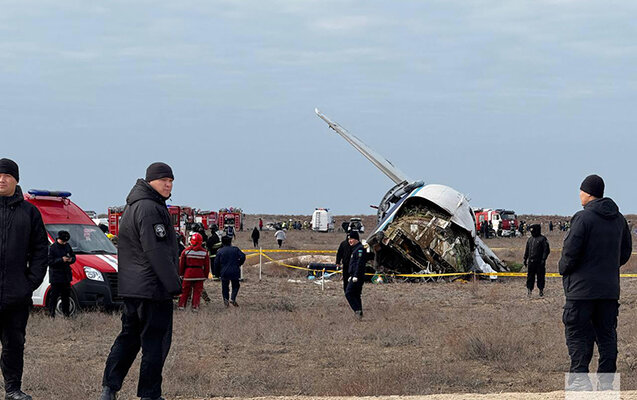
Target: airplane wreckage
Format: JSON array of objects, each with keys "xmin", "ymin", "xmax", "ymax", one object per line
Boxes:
[{"xmin": 315, "ymin": 109, "xmax": 508, "ymax": 278}]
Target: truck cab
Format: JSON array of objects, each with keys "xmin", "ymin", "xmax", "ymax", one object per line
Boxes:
[{"xmin": 26, "ymin": 190, "xmax": 121, "ymax": 315}]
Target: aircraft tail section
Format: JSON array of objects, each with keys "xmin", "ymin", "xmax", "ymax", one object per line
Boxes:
[{"xmin": 315, "ymin": 108, "xmax": 411, "ymax": 185}]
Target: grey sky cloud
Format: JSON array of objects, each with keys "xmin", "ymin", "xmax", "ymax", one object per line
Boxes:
[{"xmin": 2, "ymin": 0, "xmax": 635, "ymax": 218}]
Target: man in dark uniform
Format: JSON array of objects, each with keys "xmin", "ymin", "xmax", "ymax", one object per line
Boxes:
[
  {"xmin": 523, "ymin": 224, "xmax": 550, "ymax": 297},
  {"xmin": 0, "ymin": 159, "xmax": 48, "ymax": 400},
  {"xmin": 559, "ymin": 174, "xmax": 632, "ymax": 391},
  {"xmin": 214, "ymin": 236, "xmax": 246, "ymax": 307},
  {"xmin": 206, "ymin": 224, "xmax": 221, "ymax": 279},
  {"xmin": 335, "ymin": 233, "xmax": 352, "ymax": 294},
  {"xmin": 345, "ymin": 231, "xmax": 365, "ymax": 320},
  {"xmin": 100, "ymin": 162, "xmax": 182, "ymax": 400},
  {"xmin": 47, "ymin": 230, "xmax": 76, "ymax": 317}
]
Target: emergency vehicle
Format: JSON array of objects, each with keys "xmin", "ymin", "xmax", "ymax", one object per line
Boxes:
[
  {"xmin": 27, "ymin": 190, "xmax": 121, "ymax": 316},
  {"xmin": 473, "ymin": 208, "xmax": 519, "ymax": 237},
  {"xmin": 108, "ymin": 206, "xmax": 124, "ymax": 236},
  {"xmin": 311, "ymin": 208, "xmax": 335, "ymax": 232},
  {"xmin": 195, "ymin": 210, "xmax": 217, "ymax": 230},
  {"xmin": 218, "ymin": 208, "xmax": 242, "ymax": 233}
]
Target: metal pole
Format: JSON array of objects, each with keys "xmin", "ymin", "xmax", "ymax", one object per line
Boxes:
[
  {"xmin": 259, "ymin": 247, "xmax": 262, "ymax": 281},
  {"xmin": 322, "ymin": 268, "xmax": 326, "ymax": 291}
]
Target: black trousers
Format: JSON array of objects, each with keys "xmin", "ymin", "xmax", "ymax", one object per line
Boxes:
[
  {"xmin": 253, "ymin": 239, "xmax": 259, "ymax": 247},
  {"xmin": 277, "ymin": 239, "xmax": 283, "ymax": 248},
  {"xmin": 48, "ymin": 282, "xmax": 71, "ymax": 317},
  {"xmin": 563, "ymin": 299, "xmax": 619, "ymax": 373},
  {"xmin": 526, "ymin": 262, "xmax": 546, "ymax": 291},
  {"xmin": 102, "ymin": 298, "xmax": 173, "ymax": 398},
  {"xmin": 345, "ymin": 281, "xmax": 363, "ymax": 312},
  {"xmin": 342, "ymin": 272, "xmax": 349, "ymax": 294},
  {"xmin": 221, "ymin": 279, "xmax": 240, "ymax": 302},
  {"xmin": 0, "ymin": 303, "xmax": 29, "ymax": 393}
]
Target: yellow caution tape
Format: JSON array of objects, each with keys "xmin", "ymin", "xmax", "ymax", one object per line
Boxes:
[{"xmin": 251, "ymin": 249, "xmax": 637, "ymax": 279}]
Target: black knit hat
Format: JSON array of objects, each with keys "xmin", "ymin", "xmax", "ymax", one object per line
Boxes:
[
  {"xmin": 349, "ymin": 231, "xmax": 360, "ymax": 241},
  {"xmin": 145, "ymin": 162, "xmax": 174, "ymax": 182},
  {"xmin": 0, "ymin": 158, "xmax": 19, "ymax": 182},
  {"xmin": 580, "ymin": 174, "xmax": 604, "ymax": 198}
]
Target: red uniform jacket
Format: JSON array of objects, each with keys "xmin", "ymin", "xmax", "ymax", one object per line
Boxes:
[{"xmin": 179, "ymin": 245, "xmax": 210, "ymax": 281}]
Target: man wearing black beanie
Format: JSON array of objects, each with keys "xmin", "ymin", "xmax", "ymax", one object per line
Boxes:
[
  {"xmin": 100, "ymin": 162, "xmax": 181, "ymax": 400},
  {"xmin": 0, "ymin": 158, "xmax": 48, "ymax": 400},
  {"xmin": 559, "ymin": 174, "xmax": 632, "ymax": 391}
]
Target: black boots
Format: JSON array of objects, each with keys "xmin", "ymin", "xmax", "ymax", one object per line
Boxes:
[
  {"xmin": 99, "ymin": 386, "xmax": 117, "ymax": 400},
  {"xmin": 5, "ymin": 391, "xmax": 32, "ymax": 400}
]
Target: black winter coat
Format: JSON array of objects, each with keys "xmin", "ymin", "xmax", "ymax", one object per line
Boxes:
[
  {"xmin": 251, "ymin": 228, "xmax": 260, "ymax": 241},
  {"xmin": 48, "ymin": 241, "xmax": 76, "ymax": 284},
  {"xmin": 214, "ymin": 245, "xmax": 246, "ymax": 280},
  {"xmin": 0, "ymin": 186, "xmax": 48, "ymax": 309},
  {"xmin": 117, "ymin": 179, "xmax": 182, "ymax": 300},
  {"xmin": 558, "ymin": 197, "xmax": 632, "ymax": 300},
  {"xmin": 348, "ymin": 242, "xmax": 366, "ymax": 280},
  {"xmin": 524, "ymin": 230, "xmax": 550, "ymax": 266},
  {"xmin": 336, "ymin": 239, "xmax": 352, "ymax": 279}
]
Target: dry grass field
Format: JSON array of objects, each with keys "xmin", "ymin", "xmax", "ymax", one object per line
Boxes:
[{"xmin": 17, "ymin": 214, "xmax": 637, "ymax": 399}]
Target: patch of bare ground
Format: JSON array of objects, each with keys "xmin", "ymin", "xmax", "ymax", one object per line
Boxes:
[{"xmin": 19, "ymin": 219, "xmax": 637, "ymax": 399}]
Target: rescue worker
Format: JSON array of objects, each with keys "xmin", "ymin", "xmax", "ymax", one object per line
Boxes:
[
  {"xmin": 251, "ymin": 227, "xmax": 260, "ymax": 248},
  {"xmin": 274, "ymin": 228, "xmax": 286, "ymax": 248},
  {"xmin": 0, "ymin": 158, "xmax": 48, "ymax": 400},
  {"xmin": 258, "ymin": 218, "xmax": 263, "ymax": 231},
  {"xmin": 214, "ymin": 236, "xmax": 246, "ymax": 307},
  {"xmin": 345, "ymin": 231, "xmax": 365, "ymax": 320},
  {"xmin": 206, "ymin": 224, "xmax": 222, "ymax": 279},
  {"xmin": 100, "ymin": 162, "xmax": 182, "ymax": 400},
  {"xmin": 559, "ymin": 174, "xmax": 632, "ymax": 391},
  {"xmin": 523, "ymin": 224, "xmax": 550, "ymax": 297},
  {"xmin": 47, "ymin": 230, "xmax": 76, "ymax": 317},
  {"xmin": 335, "ymin": 233, "xmax": 352, "ymax": 294},
  {"xmin": 178, "ymin": 232, "xmax": 210, "ymax": 311}
]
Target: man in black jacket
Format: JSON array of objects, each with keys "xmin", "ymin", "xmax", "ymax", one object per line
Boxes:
[
  {"xmin": 335, "ymin": 233, "xmax": 352, "ymax": 294},
  {"xmin": 0, "ymin": 158, "xmax": 48, "ymax": 400},
  {"xmin": 345, "ymin": 231, "xmax": 366, "ymax": 320},
  {"xmin": 523, "ymin": 224, "xmax": 550, "ymax": 297},
  {"xmin": 47, "ymin": 230, "xmax": 76, "ymax": 317},
  {"xmin": 100, "ymin": 162, "xmax": 182, "ymax": 400},
  {"xmin": 559, "ymin": 174, "xmax": 632, "ymax": 390},
  {"xmin": 214, "ymin": 236, "xmax": 246, "ymax": 307}
]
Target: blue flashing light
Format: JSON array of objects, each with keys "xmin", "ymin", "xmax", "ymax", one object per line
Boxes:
[{"xmin": 28, "ymin": 189, "xmax": 72, "ymax": 198}]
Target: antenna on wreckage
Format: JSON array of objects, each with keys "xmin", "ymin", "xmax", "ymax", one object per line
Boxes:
[{"xmin": 314, "ymin": 108, "xmax": 411, "ymax": 185}]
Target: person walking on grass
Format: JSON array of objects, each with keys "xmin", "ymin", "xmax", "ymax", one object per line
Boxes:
[
  {"xmin": 47, "ymin": 230, "xmax": 76, "ymax": 317},
  {"xmin": 0, "ymin": 158, "xmax": 48, "ymax": 400},
  {"xmin": 344, "ymin": 231, "xmax": 366, "ymax": 320},
  {"xmin": 523, "ymin": 224, "xmax": 550, "ymax": 297},
  {"xmin": 178, "ymin": 232, "xmax": 210, "ymax": 311},
  {"xmin": 214, "ymin": 236, "xmax": 246, "ymax": 307},
  {"xmin": 559, "ymin": 174, "xmax": 632, "ymax": 391},
  {"xmin": 100, "ymin": 162, "xmax": 182, "ymax": 400},
  {"xmin": 274, "ymin": 228, "xmax": 286, "ymax": 248},
  {"xmin": 335, "ymin": 232, "xmax": 352, "ymax": 294},
  {"xmin": 251, "ymin": 227, "xmax": 260, "ymax": 248}
]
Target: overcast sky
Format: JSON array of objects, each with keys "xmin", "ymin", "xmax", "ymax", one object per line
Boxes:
[{"xmin": 2, "ymin": 0, "xmax": 636, "ymax": 217}]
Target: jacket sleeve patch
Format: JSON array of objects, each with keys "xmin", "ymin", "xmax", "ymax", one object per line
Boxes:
[{"xmin": 154, "ymin": 224, "xmax": 167, "ymax": 239}]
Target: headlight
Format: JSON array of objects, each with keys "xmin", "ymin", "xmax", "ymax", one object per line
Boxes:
[{"xmin": 83, "ymin": 266, "xmax": 104, "ymax": 282}]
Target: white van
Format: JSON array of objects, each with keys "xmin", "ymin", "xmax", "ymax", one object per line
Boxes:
[{"xmin": 311, "ymin": 208, "xmax": 334, "ymax": 232}]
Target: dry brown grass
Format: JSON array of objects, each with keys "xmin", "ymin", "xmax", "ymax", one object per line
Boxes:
[{"xmin": 15, "ymin": 223, "xmax": 637, "ymax": 399}]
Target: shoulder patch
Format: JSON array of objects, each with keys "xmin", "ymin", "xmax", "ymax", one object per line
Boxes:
[{"xmin": 154, "ymin": 223, "xmax": 167, "ymax": 239}]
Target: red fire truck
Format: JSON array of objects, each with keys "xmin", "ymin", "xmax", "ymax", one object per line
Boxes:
[
  {"xmin": 474, "ymin": 208, "xmax": 519, "ymax": 237},
  {"xmin": 108, "ymin": 206, "xmax": 124, "ymax": 236},
  {"xmin": 195, "ymin": 210, "xmax": 218, "ymax": 230},
  {"xmin": 218, "ymin": 208, "xmax": 242, "ymax": 233}
]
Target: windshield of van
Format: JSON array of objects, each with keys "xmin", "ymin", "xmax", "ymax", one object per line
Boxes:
[
  {"xmin": 46, "ymin": 224, "xmax": 117, "ymax": 255},
  {"xmin": 501, "ymin": 213, "xmax": 516, "ymax": 220}
]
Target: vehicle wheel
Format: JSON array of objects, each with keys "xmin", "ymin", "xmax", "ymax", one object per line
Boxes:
[{"xmin": 48, "ymin": 290, "xmax": 80, "ymax": 317}]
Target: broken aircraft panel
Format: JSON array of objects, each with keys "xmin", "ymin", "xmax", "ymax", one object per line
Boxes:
[{"xmin": 315, "ymin": 109, "xmax": 508, "ymax": 277}]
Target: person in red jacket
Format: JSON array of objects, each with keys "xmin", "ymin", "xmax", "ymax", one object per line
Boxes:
[{"xmin": 178, "ymin": 233, "xmax": 210, "ymax": 311}]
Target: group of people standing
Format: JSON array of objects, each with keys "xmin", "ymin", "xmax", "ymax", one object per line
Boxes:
[{"xmin": 0, "ymin": 155, "xmax": 633, "ymax": 399}]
